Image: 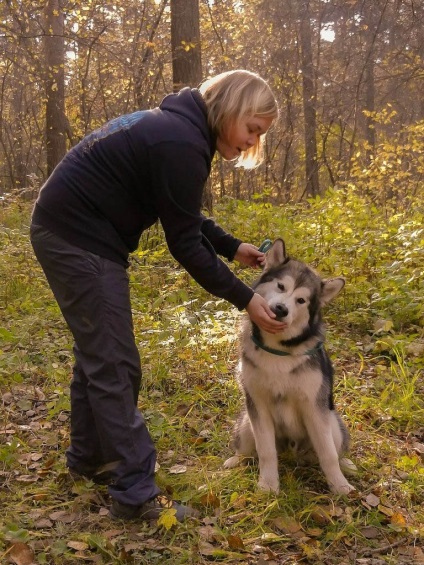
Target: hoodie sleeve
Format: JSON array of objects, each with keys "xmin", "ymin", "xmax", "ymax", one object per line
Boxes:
[
  {"xmin": 200, "ymin": 216, "xmax": 242, "ymax": 261},
  {"xmin": 148, "ymin": 141, "xmax": 254, "ymax": 310}
]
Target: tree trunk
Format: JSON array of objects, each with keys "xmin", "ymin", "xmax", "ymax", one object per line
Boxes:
[
  {"xmin": 363, "ymin": 3, "xmax": 377, "ymax": 164},
  {"xmin": 45, "ymin": 0, "xmax": 66, "ymax": 176},
  {"xmin": 171, "ymin": 0, "xmax": 202, "ymax": 91},
  {"xmin": 298, "ymin": 0, "xmax": 320, "ymax": 197}
]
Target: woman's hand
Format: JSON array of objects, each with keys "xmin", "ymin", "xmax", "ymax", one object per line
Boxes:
[
  {"xmin": 234, "ymin": 243, "xmax": 266, "ymax": 268},
  {"xmin": 245, "ymin": 293, "xmax": 287, "ymax": 334}
]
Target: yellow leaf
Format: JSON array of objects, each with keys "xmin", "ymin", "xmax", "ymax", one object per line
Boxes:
[
  {"xmin": 229, "ymin": 491, "xmax": 239, "ymax": 504},
  {"xmin": 378, "ymin": 504, "xmax": 394, "ymax": 517},
  {"xmin": 157, "ymin": 508, "xmax": 178, "ymax": 530},
  {"xmin": 390, "ymin": 512, "xmax": 407, "ymax": 530}
]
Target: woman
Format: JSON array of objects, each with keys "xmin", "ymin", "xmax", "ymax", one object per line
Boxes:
[{"xmin": 30, "ymin": 69, "xmax": 284, "ymax": 521}]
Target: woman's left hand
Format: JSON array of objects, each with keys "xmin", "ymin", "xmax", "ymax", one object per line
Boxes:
[{"xmin": 234, "ymin": 243, "xmax": 265, "ymax": 268}]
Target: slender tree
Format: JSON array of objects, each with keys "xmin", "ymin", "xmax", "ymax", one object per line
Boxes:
[
  {"xmin": 171, "ymin": 0, "xmax": 202, "ymax": 91},
  {"xmin": 44, "ymin": 0, "xmax": 66, "ymax": 175},
  {"xmin": 298, "ymin": 0, "xmax": 320, "ymax": 197}
]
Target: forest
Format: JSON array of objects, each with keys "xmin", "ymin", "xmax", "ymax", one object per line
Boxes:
[{"xmin": 1, "ymin": 1, "xmax": 424, "ymax": 564}]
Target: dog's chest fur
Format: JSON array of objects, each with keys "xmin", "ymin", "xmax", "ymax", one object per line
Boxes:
[{"xmin": 240, "ymin": 338, "xmax": 325, "ymax": 440}]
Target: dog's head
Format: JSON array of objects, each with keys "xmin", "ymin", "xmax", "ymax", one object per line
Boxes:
[{"xmin": 253, "ymin": 239, "xmax": 345, "ymax": 339}]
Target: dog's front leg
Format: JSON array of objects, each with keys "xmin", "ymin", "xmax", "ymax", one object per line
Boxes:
[
  {"xmin": 303, "ymin": 411, "xmax": 355, "ymax": 495},
  {"xmin": 249, "ymin": 407, "xmax": 280, "ymax": 493}
]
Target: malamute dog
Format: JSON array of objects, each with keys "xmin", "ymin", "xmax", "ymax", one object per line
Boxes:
[{"xmin": 224, "ymin": 239, "xmax": 355, "ymax": 495}]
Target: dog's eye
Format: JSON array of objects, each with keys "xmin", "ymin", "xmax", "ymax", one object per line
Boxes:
[
  {"xmin": 297, "ymin": 298, "xmax": 306, "ymax": 304},
  {"xmin": 278, "ymin": 283, "xmax": 285, "ymax": 292}
]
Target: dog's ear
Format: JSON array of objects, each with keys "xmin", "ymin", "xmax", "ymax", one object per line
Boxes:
[
  {"xmin": 320, "ymin": 277, "xmax": 345, "ymax": 305},
  {"xmin": 263, "ymin": 238, "xmax": 287, "ymax": 270}
]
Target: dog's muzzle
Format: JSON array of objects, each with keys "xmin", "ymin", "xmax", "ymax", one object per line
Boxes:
[{"xmin": 272, "ymin": 303, "xmax": 289, "ymax": 320}]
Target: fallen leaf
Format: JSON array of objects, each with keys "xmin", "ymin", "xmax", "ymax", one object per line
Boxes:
[
  {"xmin": 227, "ymin": 534, "xmax": 244, "ymax": 550},
  {"xmin": 16, "ymin": 475, "xmax": 39, "ymax": 483},
  {"xmin": 412, "ymin": 442, "xmax": 424, "ymax": 459},
  {"xmin": 123, "ymin": 543, "xmax": 143, "ymax": 552},
  {"xmin": 175, "ymin": 403, "xmax": 191, "ymax": 416},
  {"xmin": 198, "ymin": 525, "xmax": 223, "ymax": 543},
  {"xmin": 310, "ymin": 506, "xmax": 331, "ymax": 525},
  {"xmin": 200, "ymin": 492, "xmax": 220, "ymax": 508},
  {"xmin": 272, "ymin": 516, "xmax": 302, "ymax": 535},
  {"xmin": 306, "ymin": 527, "xmax": 323, "ymax": 537},
  {"xmin": 340, "ymin": 457, "xmax": 358, "ymax": 474},
  {"xmin": 103, "ymin": 529, "xmax": 124, "ymax": 539},
  {"xmin": 34, "ymin": 387, "xmax": 46, "ymax": 401},
  {"xmin": 398, "ymin": 545, "xmax": 424, "ymax": 563},
  {"xmin": 31, "ymin": 493, "xmax": 49, "ymax": 501},
  {"xmin": 33, "ymin": 518, "xmax": 53, "ymax": 529},
  {"xmin": 360, "ymin": 526, "xmax": 381, "ymax": 539},
  {"xmin": 390, "ymin": 512, "xmax": 407, "ymax": 529},
  {"xmin": 198, "ymin": 541, "xmax": 244, "ymax": 560},
  {"xmin": 299, "ymin": 538, "xmax": 322, "ymax": 559},
  {"xmin": 139, "ymin": 538, "xmax": 167, "ymax": 550},
  {"xmin": 67, "ymin": 541, "xmax": 89, "ymax": 551},
  {"xmin": 9, "ymin": 542, "xmax": 35, "ymax": 565},
  {"xmin": 258, "ymin": 559, "xmax": 278, "ymax": 565},
  {"xmin": 49, "ymin": 511, "xmax": 77, "ymax": 523},
  {"xmin": 364, "ymin": 493, "xmax": 380, "ymax": 507},
  {"xmin": 168, "ymin": 464, "xmax": 187, "ymax": 474},
  {"xmin": 374, "ymin": 319, "xmax": 394, "ymax": 333},
  {"xmin": 260, "ymin": 532, "xmax": 285, "ymax": 544},
  {"xmin": 377, "ymin": 504, "xmax": 394, "ymax": 517},
  {"xmin": 406, "ymin": 341, "xmax": 424, "ymax": 357},
  {"xmin": 157, "ymin": 508, "xmax": 178, "ymax": 530}
]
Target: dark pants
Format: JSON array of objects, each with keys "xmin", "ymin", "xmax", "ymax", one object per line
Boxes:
[{"xmin": 30, "ymin": 224, "xmax": 160, "ymax": 506}]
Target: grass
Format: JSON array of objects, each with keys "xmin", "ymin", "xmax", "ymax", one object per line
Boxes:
[{"xmin": 0, "ymin": 194, "xmax": 423, "ymax": 564}]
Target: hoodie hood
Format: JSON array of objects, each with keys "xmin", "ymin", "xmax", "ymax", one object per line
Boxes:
[{"xmin": 159, "ymin": 87, "xmax": 216, "ymax": 158}]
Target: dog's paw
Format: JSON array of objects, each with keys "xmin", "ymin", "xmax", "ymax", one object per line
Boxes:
[
  {"xmin": 330, "ymin": 481, "xmax": 356, "ymax": 495},
  {"xmin": 223, "ymin": 455, "xmax": 241, "ymax": 469},
  {"xmin": 258, "ymin": 476, "xmax": 280, "ymax": 494}
]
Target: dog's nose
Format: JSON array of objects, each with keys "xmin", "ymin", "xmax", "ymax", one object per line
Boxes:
[{"xmin": 273, "ymin": 304, "xmax": 288, "ymax": 319}]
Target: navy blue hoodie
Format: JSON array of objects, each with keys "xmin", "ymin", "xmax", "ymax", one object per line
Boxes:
[{"xmin": 33, "ymin": 88, "xmax": 254, "ymax": 310}]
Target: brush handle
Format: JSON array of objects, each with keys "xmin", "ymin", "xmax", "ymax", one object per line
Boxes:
[{"xmin": 258, "ymin": 239, "xmax": 272, "ymax": 253}]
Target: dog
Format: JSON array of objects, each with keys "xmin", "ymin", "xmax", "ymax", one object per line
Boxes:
[{"xmin": 224, "ymin": 238, "xmax": 355, "ymax": 495}]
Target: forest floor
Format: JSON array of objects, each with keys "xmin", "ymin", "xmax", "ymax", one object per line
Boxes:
[{"xmin": 1, "ymin": 195, "xmax": 423, "ymax": 564}]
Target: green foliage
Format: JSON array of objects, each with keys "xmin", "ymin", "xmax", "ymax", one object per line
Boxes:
[
  {"xmin": 349, "ymin": 117, "xmax": 424, "ymax": 209},
  {"xmin": 216, "ymin": 186, "xmax": 424, "ymax": 331}
]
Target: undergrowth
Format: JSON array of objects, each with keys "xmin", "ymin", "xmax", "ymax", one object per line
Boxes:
[{"xmin": 0, "ymin": 188, "xmax": 423, "ymax": 564}]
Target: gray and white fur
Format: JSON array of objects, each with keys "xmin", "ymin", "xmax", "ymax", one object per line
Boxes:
[{"xmin": 224, "ymin": 238, "xmax": 355, "ymax": 495}]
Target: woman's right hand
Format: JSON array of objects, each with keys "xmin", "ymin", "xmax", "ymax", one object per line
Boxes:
[{"xmin": 245, "ymin": 293, "xmax": 287, "ymax": 334}]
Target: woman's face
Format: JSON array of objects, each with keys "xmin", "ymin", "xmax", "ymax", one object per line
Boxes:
[{"xmin": 216, "ymin": 115, "xmax": 273, "ymax": 161}]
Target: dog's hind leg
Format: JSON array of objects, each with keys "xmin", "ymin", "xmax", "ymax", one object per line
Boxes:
[
  {"xmin": 332, "ymin": 413, "xmax": 358, "ymax": 475},
  {"xmin": 332, "ymin": 412, "xmax": 350, "ymax": 454},
  {"xmin": 224, "ymin": 412, "xmax": 256, "ymax": 469}
]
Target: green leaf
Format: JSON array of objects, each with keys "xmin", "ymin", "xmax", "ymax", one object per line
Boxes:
[{"xmin": 0, "ymin": 327, "xmax": 15, "ymax": 341}]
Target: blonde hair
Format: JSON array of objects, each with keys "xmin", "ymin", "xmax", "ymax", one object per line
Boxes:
[{"xmin": 199, "ymin": 69, "xmax": 279, "ymax": 168}]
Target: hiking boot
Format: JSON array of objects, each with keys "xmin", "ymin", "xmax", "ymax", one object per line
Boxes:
[{"xmin": 109, "ymin": 494, "xmax": 200, "ymax": 522}]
